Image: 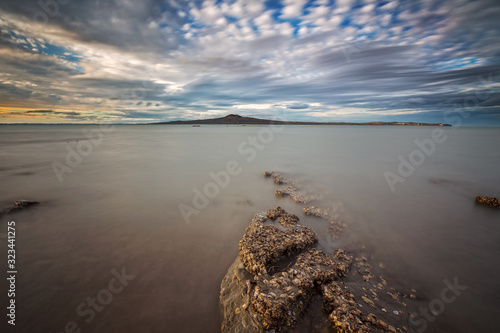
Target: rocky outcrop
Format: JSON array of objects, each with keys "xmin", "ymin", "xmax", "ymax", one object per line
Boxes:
[
  {"xmin": 475, "ymin": 195, "xmax": 500, "ymax": 208},
  {"xmin": 0, "ymin": 200, "xmax": 39, "ymax": 216},
  {"xmin": 238, "ymin": 208, "xmax": 317, "ymax": 276},
  {"xmin": 221, "ymin": 207, "xmax": 348, "ymax": 332},
  {"xmin": 265, "ymin": 172, "xmax": 313, "ymax": 204},
  {"xmin": 220, "ymin": 172, "xmax": 419, "ymax": 332}
]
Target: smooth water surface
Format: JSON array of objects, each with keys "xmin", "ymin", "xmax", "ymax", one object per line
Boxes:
[{"xmin": 0, "ymin": 124, "xmax": 499, "ymax": 333}]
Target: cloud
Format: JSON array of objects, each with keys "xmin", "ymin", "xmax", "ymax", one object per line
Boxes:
[
  {"xmin": 0, "ymin": 0, "xmax": 499, "ymax": 125},
  {"xmin": 287, "ymin": 103, "xmax": 309, "ymax": 109},
  {"xmin": 24, "ymin": 109, "xmax": 53, "ymax": 113},
  {"xmin": 281, "ymin": 0, "xmax": 307, "ymax": 18}
]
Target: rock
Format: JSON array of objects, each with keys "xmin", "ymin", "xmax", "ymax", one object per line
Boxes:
[
  {"xmin": 266, "ymin": 207, "xmax": 299, "ymax": 227},
  {"xmin": 238, "ymin": 208, "xmax": 318, "ymax": 276},
  {"xmin": 362, "ymin": 296, "xmax": 375, "ymax": 307},
  {"xmin": 265, "ymin": 171, "xmax": 313, "ymax": 204},
  {"xmin": 275, "ymin": 186, "xmax": 309, "ymax": 204},
  {"xmin": 475, "ymin": 195, "xmax": 500, "ymax": 208},
  {"xmin": 323, "ymin": 282, "xmax": 370, "ymax": 333},
  {"xmin": 0, "ymin": 200, "xmax": 40, "ymax": 216},
  {"xmin": 222, "ymin": 207, "xmax": 354, "ymax": 332},
  {"xmin": 14, "ymin": 200, "xmax": 39, "ymax": 207},
  {"xmin": 221, "ymin": 171, "xmax": 419, "ymax": 332},
  {"xmin": 264, "ymin": 171, "xmax": 290, "ymax": 185},
  {"xmin": 303, "ymin": 206, "xmax": 326, "ymax": 217},
  {"xmin": 220, "ymin": 258, "xmax": 263, "ymax": 333}
]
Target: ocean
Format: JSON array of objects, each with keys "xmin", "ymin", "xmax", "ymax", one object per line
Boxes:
[{"xmin": 0, "ymin": 124, "xmax": 499, "ymax": 333}]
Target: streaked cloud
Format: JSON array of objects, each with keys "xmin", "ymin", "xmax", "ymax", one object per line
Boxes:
[{"xmin": 0, "ymin": 0, "xmax": 498, "ymax": 125}]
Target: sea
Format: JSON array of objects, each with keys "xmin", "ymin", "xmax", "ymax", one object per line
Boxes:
[{"xmin": 0, "ymin": 124, "xmax": 499, "ymax": 333}]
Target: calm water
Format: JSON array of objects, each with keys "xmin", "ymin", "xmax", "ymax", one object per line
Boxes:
[{"xmin": 0, "ymin": 124, "xmax": 499, "ymax": 333}]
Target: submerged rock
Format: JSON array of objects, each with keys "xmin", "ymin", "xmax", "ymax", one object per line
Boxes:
[
  {"xmin": 303, "ymin": 206, "xmax": 327, "ymax": 217},
  {"xmin": 264, "ymin": 171, "xmax": 290, "ymax": 185},
  {"xmin": 275, "ymin": 186, "xmax": 310, "ymax": 204},
  {"xmin": 475, "ymin": 195, "xmax": 500, "ymax": 208},
  {"xmin": 328, "ymin": 219, "xmax": 347, "ymax": 240},
  {"xmin": 0, "ymin": 200, "xmax": 39, "ymax": 216},
  {"xmin": 265, "ymin": 171, "xmax": 313, "ymax": 204}
]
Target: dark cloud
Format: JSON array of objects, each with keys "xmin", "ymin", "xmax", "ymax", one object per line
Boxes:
[
  {"xmin": 56, "ymin": 111, "xmax": 80, "ymax": 116},
  {"xmin": 0, "ymin": 0, "xmax": 193, "ymax": 53},
  {"xmin": 24, "ymin": 109, "xmax": 53, "ymax": 113},
  {"xmin": 0, "ymin": 82, "xmax": 33, "ymax": 98}
]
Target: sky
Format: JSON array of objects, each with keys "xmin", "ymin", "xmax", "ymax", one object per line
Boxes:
[{"xmin": 0, "ymin": 0, "xmax": 499, "ymax": 125}]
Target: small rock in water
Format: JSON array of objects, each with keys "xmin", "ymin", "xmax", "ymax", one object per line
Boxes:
[
  {"xmin": 0, "ymin": 199, "xmax": 40, "ymax": 216},
  {"xmin": 14, "ymin": 200, "xmax": 39, "ymax": 207},
  {"xmin": 475, "ymin": 195, "xmax": 500, "ymax": 208}
]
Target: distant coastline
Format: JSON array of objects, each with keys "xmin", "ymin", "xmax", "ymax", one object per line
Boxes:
[
  {"xmin": 150, "ymin": 114, "xmax": 451, "ymax": 126},
  {"xmin": 0, "ymin": 114, "xmax": 452, "ymax": 126}
]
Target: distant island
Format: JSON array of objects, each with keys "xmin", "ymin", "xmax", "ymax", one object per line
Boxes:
[{"xmin": 151, "ymin": 114, "xmax": 451, "ymax": 126}]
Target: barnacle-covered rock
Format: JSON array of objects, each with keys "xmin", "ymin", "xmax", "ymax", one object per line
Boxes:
[
  {"xmin": 222, "ymin": 171, "xmax": 418, "ymax": 333},
  {"xmin": 265, "ymin": 171, "xmax": 313, "ymax": 204},
  {"xmin": 355, "ymin": 256, "xmax": 372, "ymax": 282},
  {"xmin": 275, "ymin": 186, "xmax": 310, "ymax": 204},
  {"xmin": 264, "ymin": 171, "xmax": 289, "ymax": 185},
  {"xmin": 250, "ymin": 248, "xmax": 346, "ymax": 330},
  {"xmin": 328, "ymin": 218, "xmax": 347, "ymax": 239},
  {"xmin": 238, "ymin": 208, "xmax": 318, "ymax": 276},
  {"xmin": 266, "ymin": 206, "xmax": 300, "ymax": 227},
  {"xmin": 322, "ymin": 282, "xmax": 370, "ymax": 333},
  {"xmin": 332, "ymin": 249, "xmax": 352, "ymax": 277},
  {"xmin": 475, "ymin": 195, "xmax": 500, "ymax": 208},
  {"xmin": 303, "ymin": 206, "xmax": 328, "ymax": 217},
  {"xmin": 224, "ymin": 206, "xmax": 351, "ymax": 332}
]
